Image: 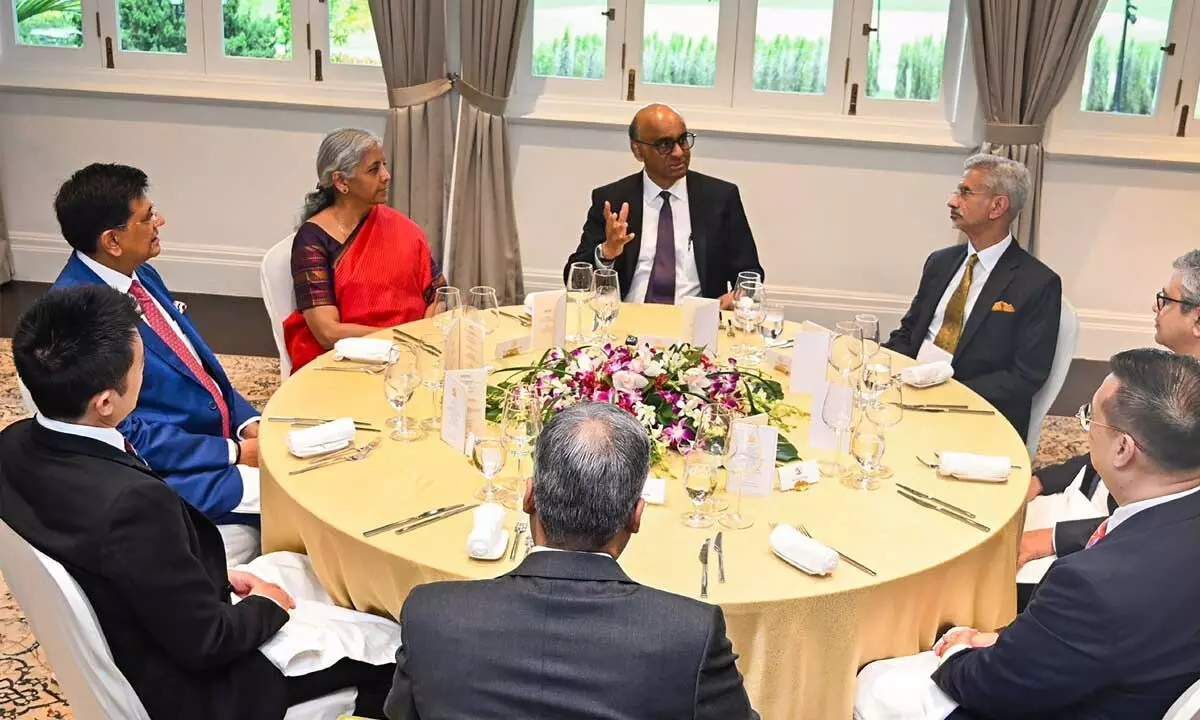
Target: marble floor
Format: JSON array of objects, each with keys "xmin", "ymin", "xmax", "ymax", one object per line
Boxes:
[{"xmin": 0, "ymin": 338, "xmax": 1089, "ymax": 718}]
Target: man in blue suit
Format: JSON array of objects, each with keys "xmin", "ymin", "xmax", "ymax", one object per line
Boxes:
[{"xmin": 50, "ymin": 163, "xmax": 262, "ymax": 564}]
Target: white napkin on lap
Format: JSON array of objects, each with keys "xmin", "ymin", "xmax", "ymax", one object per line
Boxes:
[
  {"xmin": 333, "ymin": 337, "xmax": 393, "ymax": 363},
  {"xmin": 286, "ymin": 418, "xmax": 355, "ymax": 458},
  {"xmin": 466, "ymin": 503, "xmax": 506, "ymax": 558},
  {"xmin": 938, "ymin": 452, "xmax": 1011, "ymax": 481},
  {"xmin": 769, "ymin": 525, "xmax": 839, "ymax": 576},
  {"xmin": 899, "ymin": 361, "xmax": 955, "ymax": 386}
]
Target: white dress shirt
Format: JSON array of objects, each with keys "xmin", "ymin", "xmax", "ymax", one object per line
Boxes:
[
  {"xmin": 599, "ymin": 172, "xmax": 701, "ymax": 303},
  {"xmin": 1106, "ymin": 484, "xmax": 1200, "ymax": 534},
  {"xmin": 918, "ymin": 235, "xmax": 1013, "ymax": 361},
  {"xmin": 530, "ymin": 546, "xmax": 613, "ymax": 558},
  {"xmin": 35, "ymin": 413, "xmax": 127, "ymax": 453},
  {"xmin": 76, "ymin": 251, "xmax": 260, "ymax": 513}
]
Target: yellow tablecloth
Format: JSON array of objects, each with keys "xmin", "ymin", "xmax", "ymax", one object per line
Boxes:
[{"xmin": 260, "ymin": 304, "xmax": 1029, "ymax": 720}]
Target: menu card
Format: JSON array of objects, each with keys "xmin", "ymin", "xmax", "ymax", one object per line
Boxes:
[
  {"xmin": 725, "ymin": 421, "xmax": 778, "ymax": 498},
  {"xmin": 790, "ymin": 330, "xmax": 831, "ymax": 394},
  {"xmin": 440, "ymin": 368, "xmax": 487, "ymax": 453},
  {"xmin": 530, "ymin": 291, "xmax": 567, "ymax": 348},
  {"xmin": 680, "ymin": 297, "xmax": 720, "ymax": 352}
]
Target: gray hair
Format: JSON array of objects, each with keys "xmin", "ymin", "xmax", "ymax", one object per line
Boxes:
[
  {"xmin": 1106, "ymin": 348, "xmax": 1200, "ymax": 473},
  {"xmin": 963, "ymin": 154, "xmax": 1032, "ymax": 219},
  {"xmin": 1173, "ymin": 250, "xmax": 1200, "ymax": 306},
  {"xmin": 532, "ymin": 402, "xmax": 650, "ymax": 551},
  {"xmin": 300, "ymin": 128, "xmax": 382, "ymax": 222}
]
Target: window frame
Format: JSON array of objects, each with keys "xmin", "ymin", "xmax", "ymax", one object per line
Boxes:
[
  {"xmin": 309, "ymin": 0, "xmax": 384, "ymax": 85},
  {"xmin": 3, "ymin": 0, "xmax": 103, "ymax": 68},
  {"xmin": 514, "ymin": 0, "xmax": 629, "ymax": 101},
  {"xmin": 198, "ymin": 0, "xmax": 310, "ymax": 79},
  {"xmin": 98, "ymin": 0, "xmax": 205, "ymax": 72},
  {"xmin": 628, "ymin": 0, "xmax": 740, "ymax": 107}
]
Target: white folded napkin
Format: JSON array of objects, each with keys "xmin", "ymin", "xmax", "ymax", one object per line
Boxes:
[
  {"xmin": 769, "ymin": 524, "xmax": 839, "ymax": 576},
  {"xmin": 466, "ymin": 503, "xmax": 506, "ymax": 558},
  {"xmin": 333, "ymin": 337, "xmax": 394, "ymax": 364},
  {"xmin": 937, "ymin": 452, "xmax": 1011, "ymax": 481},
  {"xmin": 899, "ymin": 361, "xmax": 955, "ymax": 386},
  {"xmin": 286, "ymin": 418, "xmax": 355, "ymax": 458}
]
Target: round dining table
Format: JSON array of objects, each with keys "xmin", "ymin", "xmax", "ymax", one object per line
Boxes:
[{"xmin": 260, "ymin": 303, "xmax": 1030, "ymax": 720}]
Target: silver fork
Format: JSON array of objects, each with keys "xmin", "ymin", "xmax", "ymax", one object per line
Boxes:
[
  {"xmin": 510, "ymin": 520, "xmax": 528, "ymax": 561},
  {"xmin": 522, "ymin": 533, "xmax": 533, "ymax": 558},
  {"xmin": 315, "ymin": 365, "xmax": 385, "ymax": 375},
  {"xmin": 290, "ymin": 438, "xmax": 381, "ymax": 475}
]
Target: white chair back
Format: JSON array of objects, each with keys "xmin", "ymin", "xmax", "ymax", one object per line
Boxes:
[
  {"xmin": 260, "ymin": 233, "xmax": 298, "ymax": 381},
  {"xmin": 1027, "ymin": 297, "xmax": 1079, "ymax": 460},
  {"xmin": 0, "ymin": 520, "xmax": 356, "ymax": 719},
  {"xmin": 1163, "ymin": 677, "xmax": 1200, "ymax": 720}
]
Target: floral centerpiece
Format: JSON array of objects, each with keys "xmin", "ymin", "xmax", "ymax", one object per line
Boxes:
[{"xmin": 485, "ymin": 341, "xmax": 804, "ymax": 470}]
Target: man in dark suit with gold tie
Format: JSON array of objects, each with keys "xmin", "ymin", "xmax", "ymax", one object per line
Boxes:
[{"xmin": 885, "ymin": 154, "xmax": 1062, "ymax": 440}]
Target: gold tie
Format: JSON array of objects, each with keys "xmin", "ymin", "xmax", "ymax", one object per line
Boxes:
[{"xmin": 933, "ymin": 254, "xmax": 979, "ymax": 355}]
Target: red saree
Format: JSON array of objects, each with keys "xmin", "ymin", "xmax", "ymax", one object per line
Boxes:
[{"xmin": 283, "ymin": 205, "xmax": 433, "ymax": 372}]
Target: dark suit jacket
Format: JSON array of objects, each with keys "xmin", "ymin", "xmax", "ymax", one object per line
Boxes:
[
  {"xmin": 1036, "ymin": 452, "xmax": 1113, "ymax": 556},
  {"xmin": 885, "ymin": 241, "xmax": 1062, "ymax": 440},
  {"xmin": 935, "ymin": 488, "xmax": 1200, "ymax": 719},
  {"xmin": 0, "ymin": 420, "xmax": 290, "ymax": 720},
  {"xmin": 564, "ymin": 171, "xmax": 764, "ymax": 301},
  {"xmin": 384, "ymin": 550, "xmax": 757, "ymax": 720}
]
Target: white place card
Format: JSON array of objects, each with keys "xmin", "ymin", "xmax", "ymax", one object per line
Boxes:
[
  {"xmin": 460, "ymin": 318, "xmax": 487, "ymax": 371},
  {"xmin": 495, "ymin": 336, "xmax": 531, "ymax": 360},
  {"xmin": 641, "ymin": 477, "xmax": 667, "ymax": 505},
  {"xmin": 807, "ymin": 382, "xmax": 853, "ymax": 451},
  {"xmin": 440, "ymin": 368, "xmax": 486, "ymax": 453},
  {"xmin": 530, "ymin": 290, "xmax": 567, "ymax": 348},
  {"xmin": 680, "ymin": 297, "xmax": 720, "ymax": 352},
  {"xmin": 779, "ymin": 461, "xmax": 821, "ymax": 491},
  {"xmin": 790, "ymin": 330, "xmax": 832, "ymax": 394},
  {"xmin": 726, "ymin": 422, "xmax": 777, "ymax": 498}
]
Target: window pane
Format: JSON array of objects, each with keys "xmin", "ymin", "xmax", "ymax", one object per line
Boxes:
[
  {"xmin": 222, "ymin": 0, "xmax": 291, "ymax": 59},
  {"xmin": 752, "ymin": 0, "xmax": 832, "ymax": 94},
  {"xmin": 1080, "ymin": 0, "xmax": 1172, "ymax": 115},
  {"xmin": 644, "ymin": 0, "xmax": 718, "ymax": 88},
  {"xmin": 118, "ymin": 0, "xmax": 187, "ymax": 54},
  {"xmin": 531, "ymin": 0, "xmax": 607, "ymax": 80},
  {"xmin": 866, "ymin": 0, "xmax": 949, "ymax": 101},
  {"xmin": 329, "ymin": 0, "xmax": 379, "ymax": 66},
  {"xmin": 15, "ymin": 0, "xmax": 83, "ymax": 47}
]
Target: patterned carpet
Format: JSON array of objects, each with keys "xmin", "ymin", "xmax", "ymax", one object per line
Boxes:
[{"xmin": 0, "ymin": 338, "xmax": 1089, "ymax": 718}]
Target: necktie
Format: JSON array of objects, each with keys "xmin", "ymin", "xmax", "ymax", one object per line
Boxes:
[
  {"xmin": 127, "ymin": 279, "xmax": 231, "ymax": 438},
  {"xmin": 933, "ymin": 254, "xmax": 979, "ymax": 355},
  {"xmin": 1085, "ymin": 519, "xmax": 1109, "ymax": 549},
  {"xmin": 123, "ymin": 439, "xmax": 145, "ymax": 465},
  {"xmin": 644, "ymin": 190, "xmax": 676, "ymax": 304}
]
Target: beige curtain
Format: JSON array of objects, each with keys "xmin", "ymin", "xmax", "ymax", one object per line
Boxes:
[
  {"xmin": 367, "ymin": 0, "xmax": 453, "ymax": 261},
  {"xmin": 968, "ymin": 0, "xmax": 1105, "ymax": 254},
  {"xmin": 0, "ymin": 196, "xmax": 12, "ymax": 283},
  {"xmin": 446, "ymin": 0, "xmax": 529, "ymax": 303}
]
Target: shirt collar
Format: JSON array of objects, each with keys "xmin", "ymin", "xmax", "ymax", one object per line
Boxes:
[
  {"xmin": 530, "ymin": 545, "xmax": 614, "ymax": 559},
  {"xmin": 1108, "ymin": 484, "xmax": 1200, "ymax": 534},
  {"xmin": 965, "ymin": 234, "xmax": 1012, "ymax": 274},
  {"xmin": 35, "ymin": 413, "xmax": 127, "ymax": 453},
  {"xmin": 76, "ymin": 250, "xmax": 136, "ymax": 293},
  {"xmin": 643, "ymin": 171, "xmax": 687, "ymax": 206}
]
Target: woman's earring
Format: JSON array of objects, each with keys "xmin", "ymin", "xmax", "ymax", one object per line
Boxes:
[{"xmin": 340, "ymin": 187, "xmax": 349, "ymax": 194}]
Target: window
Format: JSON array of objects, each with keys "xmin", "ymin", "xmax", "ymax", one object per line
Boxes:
[
  {"xmin": 327, "ymin": 0, "xmax": 378, "ymax": 67},
  {"xmin": 15, "ymin": 0, "xmax": 84, "ymax": 47},
  {"xmin": 531, "ymin": 0, "xmax": 610, "ymax": 80}
]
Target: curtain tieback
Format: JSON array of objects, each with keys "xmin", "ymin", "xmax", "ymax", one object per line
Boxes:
[
  {"xmin": 457, "ymin": 78, "xmax": 508, "ymax": 116},
  {"xmin": 984, "ymin": 122, "xmax": 1046, "ymax": 146},
  {"xmin": 388, "ymin": 77, "xmax": 454, "ymax": 109}
]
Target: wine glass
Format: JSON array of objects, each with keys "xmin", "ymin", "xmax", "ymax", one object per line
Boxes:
[
  {"xmin": 501, "ymin": 385, "xmax": 542, "ymax": 504},
  {"xmin": 419, "ymin": 333, "xmax": 444, "ymax": 431},
  {"xmin": 859, "ymin": 351, "xmax": 893, "ymax": 407},
  {"xmin": 681, "ymin": 460, "xmax": 717, "ymax": 529},
  {"xmin": 731, "ymin": 279, "xmax": 766, "ymax": 365},
  {"xmin": 846, "ymin": 427, "xmax": 885, "ymax": 491},
  {"xmin": 695, "ymin": 403, "xmax": 738, "ymax": 512},
  {"xmin": 471, "ymin": 430, "xmax": 509, "ymax": 504},
  {"xmin": 829, "ymin": 321, "xmax": 865, "ymax": 380},
  {"xmin": 736, "ymin": 270, "xmax": 762, "ymax": 288},
  {"xmin": 818, "ymin": 379, "xmax": 856, "ymax": 477},
  {"xmin": 384, "ymin": 343, "xmax": 423, "ymax": 441},
  {"xmin": 566, "ymin": 262, "xmax": 595, "ymax": 344},
  {"xmin": 720, "ymin": 422, "xmax": 761, "ymax": 530},
  {"xmin": 759, "ymin": 301, "xmax": 786, "ymax": 347},
  {"xmin": 432, "ymin": 287, "xmax": 461, "ymax": 334},
  {"xmin": 856, "ymin": 313, "xmax": 880, "ymax": 357},
  {"xmin": 865, "ymin": 383, "xmax": 904, "ymax": 478},
  {"xmin": 468, "ymin": 286, "xmax": 501, "ymax": 371},
  {"xmin": 590, "ymin": 268, "xmax": 621, "ymax": 343}
]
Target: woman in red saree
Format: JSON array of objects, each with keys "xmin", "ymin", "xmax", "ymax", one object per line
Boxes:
[{"xmin": 283, "ymin": 129, "xmax": 447, "ymax": 372}]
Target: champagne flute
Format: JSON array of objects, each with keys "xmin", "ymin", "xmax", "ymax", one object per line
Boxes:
[
  {"xmin": 680, "ymin": 460, "xmax": 717, "ymax": 529},
  {"xmin": 419, "ymin": 332, "xmax": 444, "ymax": 431},
  {"xmin": 845, "ymin": 427, "xmax": 885, "ymax": 491},
  {"xmin": 590, "ymin": 268, "xmax": 621, "ymax": 343},
  {"xmin": 501, "ymin": 385, "xmax": 542, "ymax": 504},
  {"xmin": 731, "ymin": 279, "xmax": 766, "ymax": 365},
  {"xmin": 865, "ymin": 383, "xmax": 904, "ymax": 478},
  {"xmin": 566, "ymin": 262, "xmax": 595, "ymax": 344},
  {"xmin": 818, "ymin": 378, "xmax": 856, "ymax": 477},
  {"xmin": 471, "ymin": 431, "xmax": 509, "ymax": 504},
  {"xmin": 468, "ymin": 286, "xmax": 501, "ymax": 371},
  {"xmin": 829, "ymin": 320, "xmax": 865, "ymax": 380},
  {"xmin": 720, "ymin": 422, "xmax": 761, "ymax": 530},
  {"xmin": 856, "ymin": 313, "xmax": 880, "ymax": 357},
  {"xmin": 384, "ymin": 343, "xmax": 423, "ymax": 441}
]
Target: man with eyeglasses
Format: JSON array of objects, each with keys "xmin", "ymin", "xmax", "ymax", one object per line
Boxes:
[
  {"xmin": 1017, "ymin": 250, "xmax": 1200, "ymax": 606},
  {"xmin": 564, "ymin": 103, "xmax": 763, "ymax": 309},
  {"xmin": 47, "ymin": 163, "xmax": 263, "ymax": 566},
  {"xmin": 856, "ymin": 347, "xmax": 1200, "ymax": 720}
]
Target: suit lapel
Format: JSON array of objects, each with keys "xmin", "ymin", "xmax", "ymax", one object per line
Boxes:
[
  {"xmin": 956, "ymin": 242, "xmax": 1021, "ymax": 355},
  {"xmin": 686, "ymin": 172, "xmax": 710, "ymax": 290},
  {"xmin": 136, "ymin": 270, "xmax": 226, "ymax": 392},
  {"xmin": 620, "ymin": 174, "xmax": 645, "ymax": 284}
]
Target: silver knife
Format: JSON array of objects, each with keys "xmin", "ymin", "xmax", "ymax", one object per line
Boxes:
[
  {"xmin": 289, "ymin": 438, "xmax": 380, "ymax": 475},
  {"xmin": 901, "ymin": 405, "xmax": 994, "ymax": 415},
  {"xmin": 714, "ymin": 531, "xmax": 726, "ymax": 583},
  {"xmin": 362, "ymin": 504, "xmax": 466, "ymax": 538},
  {"xmin": 394, "ymin": 503, "xmax": 480, "ymax": 535},
  {"xmin": 894, "ymin": 483, "xmax": 977, "ymax": 519},
  {"xmin": 699, "ymin": 539, "xmax": 710, "ymax": 599},
  {"xmin": 897, "ymin": 490, "xmax": 991, "ymax": 532}
]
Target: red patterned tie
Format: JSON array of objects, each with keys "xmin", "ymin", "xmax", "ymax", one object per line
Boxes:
[
  {"xmin": 1085, "ymin": 519, "xmax": 1109, "ymax": 549},
  {"xmin": 128, "ymin": 280, "xmax": 231, "ymax": 438}
]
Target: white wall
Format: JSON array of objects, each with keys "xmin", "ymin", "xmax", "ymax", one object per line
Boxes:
[{"xmin": 1, "ymin": 88, "xmax": 1190, "ymax": 359}]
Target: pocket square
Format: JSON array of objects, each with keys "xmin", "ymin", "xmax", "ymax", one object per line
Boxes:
[{"xmin": 991, "ymin": 301, "xmax": 1015, "ymax": 313}]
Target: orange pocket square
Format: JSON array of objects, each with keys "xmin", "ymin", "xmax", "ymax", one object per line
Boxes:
[{"xmin": 991, "ymin": 301, "xmax": 1016, "ymax": 313}]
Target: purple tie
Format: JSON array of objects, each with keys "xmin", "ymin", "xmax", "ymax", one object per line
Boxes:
[{"xmin": 645, "ymin": 190, "xmax": 676, "ymax": 304}]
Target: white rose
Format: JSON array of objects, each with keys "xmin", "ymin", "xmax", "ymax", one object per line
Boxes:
[{"xmin": 612, "ymin": 370, "xmax": 650, "ymax": 393}]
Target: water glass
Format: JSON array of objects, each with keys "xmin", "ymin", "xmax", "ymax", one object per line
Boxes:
[
  {"xmin": 384, "ymin": 343, "xmax": 423, "ymax": 441},
  {"xmin": 590, "ymin": 268, "xmax": 621, "ymax": 342},
  {"xmin": 859, "ymin": 351, "xmax": 893, "ymax": 406},
  {"xmin": 865, "ymin": 383, "xmax": 904, "ymax": 478},
  {"xmin": 695, "ymin": 403, "xmax": 738, "ymax": 512},
  {"xmin": 759, "ymin": 302, "xmax": 786, "ymax": 346},
  {"xmin": 829, "ymin": 320, "xmax": 865, "ymax": 379},
  {"xmin": 468, "ymin": 286, "xmax": 500, "ymax": 371},
  {"xmin": 845, "ymin": 428, "xmax": 885, "ymax": 491},
  {"xmin": 471, "ymin": 432, "xmax": 509, "ymax": 504},
  {"xmin": 731, "ymin": 279, "xmax": 766, "ymax": 365},
  {"xmin": 432, "ymin": 287, "xmax": 461, "ymax": 334},
  {"xmin": 856, "ymin": 313, "xmax": 880, "ymax": 357},
  {"xmin": 720, "ymin": 423, "xmax": 761, "ymax": 530},
  {"xmin": 419, "ymin": 333, "xmax": 444, "ymax": 431},
  {"xmin": 566, "ymin": 261, "xmax": 595, "ymax": 343},
  {"xmin": 680, "ymin": 460, "xmax": 717, "ymax": 529},
  {"xmin": 501, "ymin": 385, "xmax": 542, "ymax": 501}
]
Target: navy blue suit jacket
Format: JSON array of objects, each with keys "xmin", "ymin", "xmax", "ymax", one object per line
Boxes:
[
  {"xmin": 52, "ymin": 253, "xmax": 259, "ymax": 522},
  {"xmin": 935, "ymin": 488, "xmax": 1200, "ymax": 719}
]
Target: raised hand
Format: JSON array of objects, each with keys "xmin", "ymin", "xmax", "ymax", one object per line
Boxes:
[{"xmin": 600, "ymin": 201, "xmax": 636, "ymax": 261}]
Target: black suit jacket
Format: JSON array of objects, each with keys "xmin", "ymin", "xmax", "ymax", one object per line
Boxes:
[
  {"xmin": 935, "ymin": 488, "xmax": 1200, "ymax": 719},
  {"xmin": 1035, "ymin": 452, "xmax": 1114, "ymax": 556},
  {"xmin": 885, "ymin": 241, "xmax": 1062, "ymax": 440},
  {"xmin": 565, "ymin": 171, "xmax": 764, "ymax": 301},
  {"xmin": 384, "ymin": 550, "xmax": 757, "ymax": 720},
  {"xmin": 0, "ymin": 420, "xmax": 291, "ymax": 720}
]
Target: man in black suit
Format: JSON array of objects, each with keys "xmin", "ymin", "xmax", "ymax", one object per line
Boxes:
[
  {"xmin": 384, "ymin": 401, "xmax": 757, "ymax": 719},
  {"xmin": 564, "ymin": 103, "xmax": 763, "ymax": 309},
  {"xmin": 884, "ymin": 154, "xmax": 1062, "ymax": 440},
  {"xmin": 0, "ymin": 285, "xmax": 393, "ymax": 720},
  {"xmin": 1016, "ymin": 249, "xmax": 1200, "ymax": 607},
  {"xmin": 856, "ymin": 348, "xmax": 1200, "ymax": 719}
]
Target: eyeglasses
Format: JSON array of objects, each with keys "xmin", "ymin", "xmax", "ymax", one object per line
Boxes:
[
  {"xmin": 1156, "ymin": 290, "xmax": 1195, "ymax": 312},
  {"xmin": 632, "ymin": 132, "xmax": 696, "ymax": 156},
  {"xmin": 950, "ymin": 186, "xmax": 993, "ymax": 200},
  {"xmin": 1076, "ymin": 402, "xmax": 1146, "ymax": 450},
  {"xmin": 113, "ymin": 209, "xmax": 163, "ymax": 232}
]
